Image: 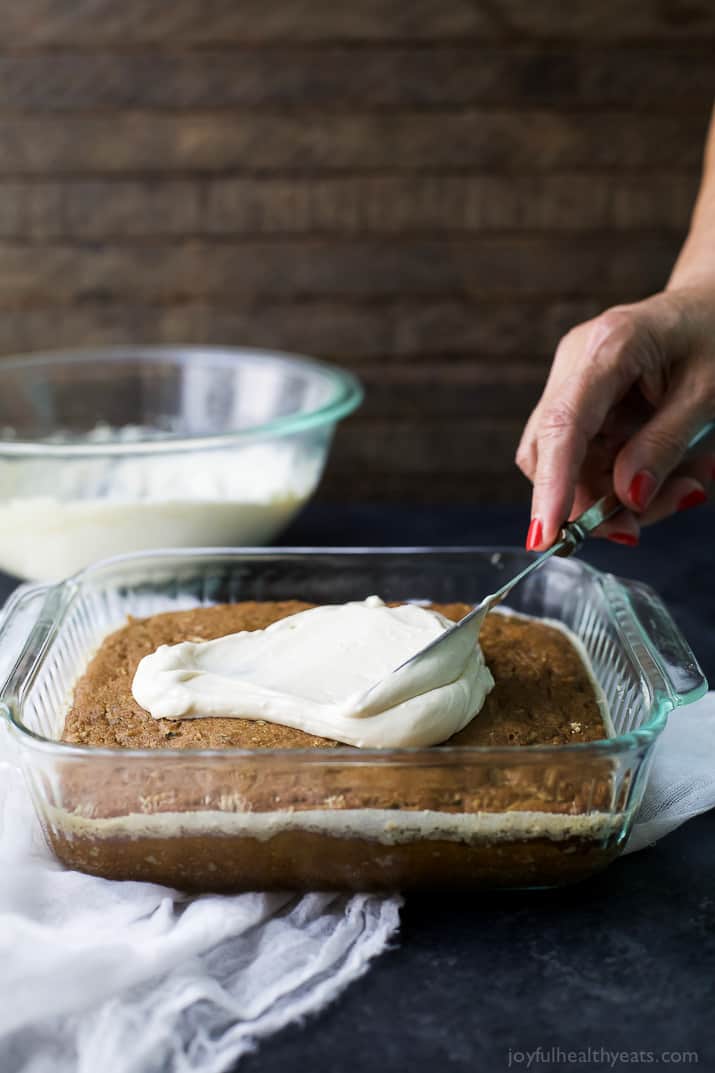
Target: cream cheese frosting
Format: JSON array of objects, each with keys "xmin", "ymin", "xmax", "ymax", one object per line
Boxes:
[
  {"xmin": 131, "ymin": 596, "xmax": 495, "ymax": 748},
  {"xmin": 0, "ymin": 426, "xmax": 320, "ymax": 580}
]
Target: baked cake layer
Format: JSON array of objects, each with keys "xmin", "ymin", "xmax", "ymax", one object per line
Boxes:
[
  {"xmin": 50, "ymin": 601, "xmax": 619, "ymax": 891},
  {"xmin": 62, "ymin": 601, "xmax": 608, "ymax": 750}
]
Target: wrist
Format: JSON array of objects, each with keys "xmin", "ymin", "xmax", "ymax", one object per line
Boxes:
[{"xmin": 659, "ymin": 283, "xmax": 715, "ymax": 339}]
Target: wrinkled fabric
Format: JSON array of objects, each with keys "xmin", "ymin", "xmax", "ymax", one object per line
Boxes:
[
  {"xmin": 0, "ymin": 747, "xmax": 401, "ymax": 1073},
  {"xmin": 624, "ymin": 691, "xmax": 715, "ymax": 853}
]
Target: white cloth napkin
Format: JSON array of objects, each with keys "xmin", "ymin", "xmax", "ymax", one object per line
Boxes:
[
  {"xmin": 1, "ymin": 673, "xmax": 714, "ymax": 1073},
  {"xmin": 0, "ymin": 740, "xmax": 401, "ymax": 1073},
  {"xmin": 624, "ymin": 690, "xmax": 715, "ymax": 853}
]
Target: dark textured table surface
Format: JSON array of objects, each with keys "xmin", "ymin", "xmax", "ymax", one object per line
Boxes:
[{"xmin": 1, "ymin": 503, "xmax": 713, "ymax": 1072}]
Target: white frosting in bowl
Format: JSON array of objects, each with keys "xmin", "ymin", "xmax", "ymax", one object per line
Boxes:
[
  {"xmin": 0, "ymin": 436, "xmax": 320, "ymax": 581},
  {"xmin": 131, "ymin": 596, "xmax": 494, "ymax": 748}
]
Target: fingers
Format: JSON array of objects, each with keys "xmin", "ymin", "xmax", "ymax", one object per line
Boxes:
[
  {"xmin": 518, "ymin": 290, "xmax": 711, "ymax": 549},
  {"xmin": 613, "ymin": 361, "xmax": 715, "ymax": 513},
  {"xmin": 636, "ymin": 453, "xmax": 713, "ymax": 526},
  {"xmin": 638, "ymin": 475, "xmax": 708, "ymax": 526},
  {"xmin": 601, "ymin": 516, "xmax": 642, "ymax": 545},
  {"xmin": 515, "ymin": 407, "xmax": 540, "ymax": 480},
  {"xmin": 577, "ymin": 456, "xmax": 712, "ymax": 544},
  {"xmin": 568, "ymin": 481, "xmax": 641, "ymax": 544},
  {"xmin": 521, "ymin": 308, "xmax": 658, "ymax": 549}
]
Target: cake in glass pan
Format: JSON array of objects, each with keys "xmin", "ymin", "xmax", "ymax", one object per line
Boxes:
[{"xmin": 2, "ymin": 549, "xmax": 703, "ymax": 892}]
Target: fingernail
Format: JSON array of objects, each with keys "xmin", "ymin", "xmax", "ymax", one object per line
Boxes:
[
  {"xmin": 526, "ymin": 517, "xmax": 543, "ymax": 551},
  {"xmin": 608, "ymin": 531, "xmax": 639, "ymax": 547},
  {"xmin": 677, "ymin": 488, "xmax": 707, "ymax": 512},
  {"xmin": 628, "ymin": 470, "xmax": 658, "ymax": 512}
]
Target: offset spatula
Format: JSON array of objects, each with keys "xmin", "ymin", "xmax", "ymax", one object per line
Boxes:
[
  {"xmin": 383, "ymin": 492, "xmax": 624, "ymax": 681},
  {"xmin": 385, "ymin": 421, "xmax": 715, "ymax": 683}
]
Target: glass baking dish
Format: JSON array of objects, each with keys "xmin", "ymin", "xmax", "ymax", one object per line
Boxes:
[{"xmin": 0, "ymin": 548, "xmax": 707, "ymax": 892}]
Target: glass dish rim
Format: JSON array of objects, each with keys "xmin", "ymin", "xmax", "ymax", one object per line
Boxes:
[
  {"xmin": 0, "ymin": 345, "xmax": 364, "ymax": 457},
  {"xmin": 0, "ymin": 545, "xmax": 705, "ymax": 761}
]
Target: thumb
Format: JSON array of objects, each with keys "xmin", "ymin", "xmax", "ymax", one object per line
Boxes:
[{"xmin": 613, "ymin": 369, "xmax": 712, "ymax": 511}]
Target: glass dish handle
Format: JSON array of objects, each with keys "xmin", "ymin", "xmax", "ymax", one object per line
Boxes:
[
  {"xmin": 0, "ymin": 584, "xmax": 49, "ymax": 753},
  {"xmin": 611, "ymin": 576, "xmax": 708, "ymax": 706}
]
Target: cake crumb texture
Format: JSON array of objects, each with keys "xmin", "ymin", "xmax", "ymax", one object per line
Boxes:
[{"xmin": 62, "ymin": 602, "xmax": 607, "ymax": 750}]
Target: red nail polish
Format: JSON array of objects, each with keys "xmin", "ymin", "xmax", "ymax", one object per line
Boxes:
[
  {"xmin": 526, "ymin": 517, "xmax": 543, "ymax": 551},
  {"xmin": 677, "ymin": 489, "xmax": 707, "ymax": 512},
  {"xmin": 608, "ymin": 531, "xmax": 639, "ymax": 547},
  {"xmin": 628, "ymin": 471, "xmax": 657, "ymax": 512}
]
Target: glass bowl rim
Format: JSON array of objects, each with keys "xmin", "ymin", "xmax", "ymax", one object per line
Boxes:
[{"xmin": 0, "ymin": 345, "xmax": 364, "ymax": 457}]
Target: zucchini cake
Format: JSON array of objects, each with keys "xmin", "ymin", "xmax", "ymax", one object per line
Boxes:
[{"xmin": 52, "ymin": 601, "xmax": 619, "ymax": 891}]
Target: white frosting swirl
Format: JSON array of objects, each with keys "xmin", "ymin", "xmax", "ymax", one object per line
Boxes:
[{"xmin": 131, "ymin": 596, "xmax": 494, "ymax": 748}]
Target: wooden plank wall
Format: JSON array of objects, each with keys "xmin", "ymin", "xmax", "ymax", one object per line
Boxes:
[{"xmin": 0, "ymin": 0, "xmax": 712, "ymax": 502}]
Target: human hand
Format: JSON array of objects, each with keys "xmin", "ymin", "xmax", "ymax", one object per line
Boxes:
[{"xmin": 516, "ymin": 287, "xmax": 715, "ymax": 550}]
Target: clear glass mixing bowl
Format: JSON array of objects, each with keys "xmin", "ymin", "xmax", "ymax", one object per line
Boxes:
[{"xmin": 0, "ymin": 346, "xmax": 362, "ymax": 581}]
